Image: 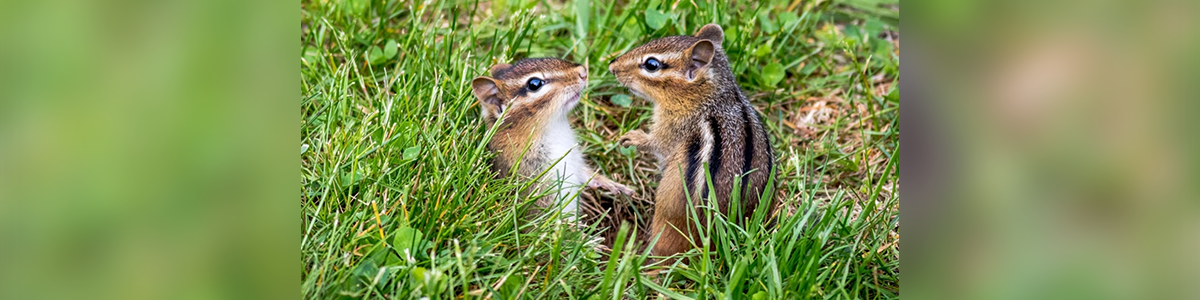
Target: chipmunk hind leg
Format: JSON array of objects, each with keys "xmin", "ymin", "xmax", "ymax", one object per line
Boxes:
[{"xmin": 648, "ymin": 173, "xmax": 698, "ymax": 257}]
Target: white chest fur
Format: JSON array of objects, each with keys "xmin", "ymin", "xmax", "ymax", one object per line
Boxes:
[{"xmin": 539, "ymin": 118, "xmax": 587, "ymax": 215}]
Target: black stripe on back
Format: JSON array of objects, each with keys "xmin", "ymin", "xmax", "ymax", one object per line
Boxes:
[
  {"xmin": 703, "ymin": 116, "xmax": 723, "ymax": 200},
  {"xmin": 684, "ymin": 134, "xmax": 703, "ymax": 201},
  {"xmin": 741, "ymin": 107, "xmax": 755, "ymax": 198}
]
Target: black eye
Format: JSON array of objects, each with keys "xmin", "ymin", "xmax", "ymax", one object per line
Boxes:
[
  {"xmin": 526, "ymin": 78, "xmax": 544, "ymax": 91},
  {"xmin": 643, "ymin": 58, "xmax": 662, "ymax": 72}
]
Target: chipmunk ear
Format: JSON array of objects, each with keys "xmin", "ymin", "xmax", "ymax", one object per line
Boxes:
[
  {"xmin": 488, "ymin": 64, "xmax": 512, "ymax": 76},
  {"xmin": 695, "ymin": 24, "xmax": 724, "ymax": 46},
  {"xmin": 472, "ymin": 77, "xmax": 506, "ymax": 114},
  {"xmin": 686, "ymin": 40, "xmax": 716, "ymax": 81}
]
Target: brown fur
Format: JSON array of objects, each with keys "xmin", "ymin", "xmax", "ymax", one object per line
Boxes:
[
  {"xmin": 476, "ymin": 59, "xmax": 581, "ymax": 181},
  {"xmin": 609, "ymin": 24, "xmax": 777, "ymax": 257},
  {"xmin": 472, "ymin": 58, "xmax": 633, "ymax": 212}
]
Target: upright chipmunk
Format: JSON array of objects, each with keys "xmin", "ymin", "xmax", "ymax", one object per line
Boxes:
[
  {"xmin": 472, "ymin": 58, "xmax": 634, "ymax": 217},
  {"xmin": 609, "ymin": 24, "xmax": 776, "ymax": 256}
]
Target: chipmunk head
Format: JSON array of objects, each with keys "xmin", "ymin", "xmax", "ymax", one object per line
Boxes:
[
  {"xmin": 608, "ymin": 24, "xmax": 728, "ymax": 104},
  {"xmin": 472, "ymin": 58, "xmax": 589, "ymax": 127}
]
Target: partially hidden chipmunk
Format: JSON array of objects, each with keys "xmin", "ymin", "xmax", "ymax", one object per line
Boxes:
[
  {"xmin": 471, "ymin": 58, "xmax": 634, "ymax": 218},
  {"xmin": 608, "ymin": 24, "xmax": 777, "ymax": 257}
]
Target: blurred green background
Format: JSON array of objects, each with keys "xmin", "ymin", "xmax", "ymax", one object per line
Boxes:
[
  {"xmin": 908, "ymin": 0, "xmax": 1200, "ymax": 299},
  {"xmin": 0, "ymin": 0, "xmax": 295, "ymax": 299},
  {"xmin": 0, "ymin": 0, "xmax": 1196, "ymax": 299}
]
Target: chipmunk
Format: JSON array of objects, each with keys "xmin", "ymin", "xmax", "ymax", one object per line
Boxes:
[
  {"xmin": 472, "ymin": 58, "xmax": 634, "ymax": 218},
  {"xmin": 608, "ymin": 24, "xmax": 777, "ymax": 257}
]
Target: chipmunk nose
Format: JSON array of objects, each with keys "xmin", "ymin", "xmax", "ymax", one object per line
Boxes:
[{"xmin": 576, "ymin": 67, "xmax": 588, "ymax": 81}]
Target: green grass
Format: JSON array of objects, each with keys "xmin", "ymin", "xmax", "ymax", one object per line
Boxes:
[{"xmin": 301, "ymin": 0, "xmax": 899, "ymax": 298}]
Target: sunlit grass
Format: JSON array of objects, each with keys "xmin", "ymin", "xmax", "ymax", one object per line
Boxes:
[{"xmin": 301, "ymin": 0, "xmax": 899, "ymax": 298}]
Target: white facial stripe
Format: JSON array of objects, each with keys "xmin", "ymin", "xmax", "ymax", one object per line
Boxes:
[
  {"xmin": 640, "ymin": 69, "xmax": 663, "ymax": 78},
  {"xmin": 544, "ymin": 70, "xmax": 566, "ymax": 80},
  {"xmin": 643, "ymin": 52, "xmax": 682, "ymax": 62}
]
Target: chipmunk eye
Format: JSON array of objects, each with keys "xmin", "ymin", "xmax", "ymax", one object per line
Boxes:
[
  {"xmin": 643, "ymin": 58, "xmax": 662, "ymax": 72},
  {"xmin": 526, "ymin": 78, "xmax": 544, "ymax": 91}
]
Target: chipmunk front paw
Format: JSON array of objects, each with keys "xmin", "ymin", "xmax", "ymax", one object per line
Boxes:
[
  {"xmin": 618, "ymin": 130, "xmax": 650, "ymax": 147},
  {"xmin": 606, "ymin": 182, "xmax": 636, "ymax": 196},
  {"xmin": 588, "ymin": 175, "xmax": 636, "ymax": 196}
]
